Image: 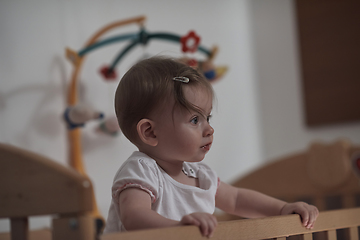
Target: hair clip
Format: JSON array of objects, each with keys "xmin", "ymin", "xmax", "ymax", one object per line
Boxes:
[{"xmin": 173, "ymin": 76, "xmax": 189, "ymax": 83}]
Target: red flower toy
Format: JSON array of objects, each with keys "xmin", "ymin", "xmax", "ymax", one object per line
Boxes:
[
  {"xmin": 180, "ymin": 31, "xmax": 201, "ymax": 53},
  {"xmin": 100, "ymin": 65, "xmax": 117, "ymax": 80}
]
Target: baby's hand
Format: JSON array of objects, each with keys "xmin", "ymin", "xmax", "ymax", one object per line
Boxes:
[
  {"xmin": 180, "ymin": 212, "xmax": 218, "ymax": 238},
  {"xmin": 280, "ymin": 202, "xmax": 319, "ymax": 229}
]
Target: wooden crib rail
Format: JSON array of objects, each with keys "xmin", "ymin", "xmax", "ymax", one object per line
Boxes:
[
  {"xmin": 0, "ymin": 143, "xmax": 95, "ymax": 240},
  {"xmin": 227, "ymin": 140, "xmax": 360, "ymax": 212},
  {"xmin": 101, "ymin": 207, "xmax": 360, "ymax": 240},
  {"xmin": 0, "ymin": 143, "xmax": 94, "ymax": 218}
]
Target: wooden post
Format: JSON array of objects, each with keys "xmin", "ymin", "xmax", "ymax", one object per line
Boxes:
[
  {"xmin": 326, "ymin": 230, "xmax": 337, "ymax": 240},
  {"xmin": 301, "ymin": 233, "xmax": 313, "ymax": 240},
  {"xmin": 52, "ymin": 214, "xmax": 95, "ymax": 240},
  {"xmin": 348, "ymin": 227, "xmax": 359, "ymax": 240}
]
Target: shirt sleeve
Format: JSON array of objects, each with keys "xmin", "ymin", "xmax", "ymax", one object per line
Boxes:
[{"xmin": 112, "ymin": 158, "xmax": 159, "ymax": 204}]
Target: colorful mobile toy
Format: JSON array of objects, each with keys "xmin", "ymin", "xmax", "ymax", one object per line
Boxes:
[{"xmin": 63, "ymin": 15, "xmax": 227, "ymax": 235}]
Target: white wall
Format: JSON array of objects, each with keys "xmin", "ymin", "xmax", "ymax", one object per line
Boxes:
[
  {"xmin": 0, "ymin": 0, "xmax": 263, "ymax": 232},
  {"xmin": 1, "ymin": 0, "xmax": 360, "ymax": 233}
]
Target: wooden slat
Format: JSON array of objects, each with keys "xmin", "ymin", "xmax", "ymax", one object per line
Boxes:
[
  {"xmin": 10, "ymin": 218, "xmax": 28, "ymax": 240},
  {"xmin": 301, "ymin": 233, "xmax": 312, "ymax": 240},
  {"xmin": 277, "ymin": 237, "xmax": 286, "ymax": 240},
  {"xmin": 349, "ymin": 227, "xmax": 359, "ymax": 240},
  {"xmin": 327, "ymin": 229, "xmax": 337, "ymax": 240},
  {"xmin": 101, "ymin": 208, "xmax": 360, "ymax": 240}
]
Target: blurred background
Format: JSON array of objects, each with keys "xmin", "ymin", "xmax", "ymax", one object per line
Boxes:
[{"xmin": 1, "ymin": 0, "xmax": 359, "ymax": 232}]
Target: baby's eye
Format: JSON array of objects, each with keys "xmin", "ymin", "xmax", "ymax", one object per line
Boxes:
[
  {"xmin": 190, "ymin": 116, "xmax": 199, "ymax": 124},
  {"xmin": 207, "ymin": 115, "xmax": 212, "ymax": 123}
]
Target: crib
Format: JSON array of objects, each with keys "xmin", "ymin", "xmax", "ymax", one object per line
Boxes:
[
  {"xmin": 101, "ymin": 208, "xmax": 360, "ymax": 240},
  {"xmin": 217, "ymin": 139, "xmax": 360, "ymax": 221},
  {"xmin": 1, "ymin": 140, "xmax": 360, "ymax": 240},
  {"xmin": 0, "ymin": 143, "xmax": 95, "ymax": 240}
]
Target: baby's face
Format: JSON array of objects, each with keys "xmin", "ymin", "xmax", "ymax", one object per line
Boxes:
[{"xmin": 152, "ymin": 85, "xmax": 214, "ymax": 164}]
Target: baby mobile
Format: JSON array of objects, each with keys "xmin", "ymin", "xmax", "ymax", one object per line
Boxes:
[{"xmin": 63, "ymin": 15, "xmax": 227, "ymax": 234}]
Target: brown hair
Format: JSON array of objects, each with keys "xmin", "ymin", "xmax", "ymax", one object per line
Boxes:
[{"xmin": 115, "ymin": 56, "xmax": 214, "ymax": 144}]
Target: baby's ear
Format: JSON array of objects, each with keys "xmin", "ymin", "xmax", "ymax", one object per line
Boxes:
[{"xmin": 137, "ymin": 119, "xmax": 158, "ymax": 147}]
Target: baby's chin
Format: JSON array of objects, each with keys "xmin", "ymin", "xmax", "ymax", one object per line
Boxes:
[{"xmin": 186, "ymin": 153, "xmax": 209, "ymax": 163}]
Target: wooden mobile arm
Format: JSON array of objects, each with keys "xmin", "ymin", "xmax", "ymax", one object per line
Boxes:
[{"xmin": 64, "ymin": 16, "xmax": 147, "ymax": 230}]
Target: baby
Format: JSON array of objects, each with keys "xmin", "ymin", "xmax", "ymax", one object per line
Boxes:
[{"xmin": 103, "ymin": 57, "xmax": 318, "ymax": 237}]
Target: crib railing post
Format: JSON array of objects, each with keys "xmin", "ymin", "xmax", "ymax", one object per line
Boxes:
[
  {"xmin": 52, "ymin": 214, "xmax": 95, "ymax": 240},
  {"xmin": 327, "ymin": 229, "xmax": 337, "ymax": 240},
  {"xmin": 10, "ymin": 217, "xmax": 29, "ymax": 240},
  {"xmin": 301, "ymin": 233, "xmax": 313, "ymax": 240},
  {"xmin": 348, "ymin": 227, "xmax": 359, "ymax": 240}
]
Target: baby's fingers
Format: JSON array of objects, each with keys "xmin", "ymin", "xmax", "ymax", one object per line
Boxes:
[
  {"xmin": 198, "ymin": 215, "xmax": 217, "ymax": 238},
  {"xmin": 298, "ymin": 209, "xmax": 310, "ymax": 228},
  {"xmin": 306, "ymin": 207, "xmax": 319, "ymax": 229},
  {"xmin": 299, "ymin": 205, "xmax": 319, "ymax": 229},
  {"xmin": 180, "ymin": 215, "xmax": 200, "ymax": 227},
  {"xmin": 180, "ymin": 213, "xmax": 218, "ymax": 237}
]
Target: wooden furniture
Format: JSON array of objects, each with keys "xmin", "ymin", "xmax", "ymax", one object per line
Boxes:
[
  {"xmin": 218, "ymin": 139, "xmax": 360, "ymax": 222},
  {"xmin": 100, "ymin": 139, "xmax": 360, "ymax": 240},
  {"xmin": 101, "ymin": 207, "xmax": 360, "ymax": 240},
  {"xmin": 1, "ymin": 139, "xmax": 360, "ymax": 240},
  {"xmin": 296, "ymin": 0, "xmax": 360, "ymax": 126},
  {"xmin": 0, "ymin": 229, "xmax": 51, "ymax": 240},
  {"xmin": 0, "ymin": 143, "xmax": 96, "ymax": 240}
]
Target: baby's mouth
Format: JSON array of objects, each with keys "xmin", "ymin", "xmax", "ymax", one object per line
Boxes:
[{"xmin": 201, "ymin": 143, "xmax": 212, "ymax": 151}]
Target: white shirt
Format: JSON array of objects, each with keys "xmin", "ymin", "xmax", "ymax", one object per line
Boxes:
[{"xmin": 103, "ymin": 151, "xmax": 219, "ymax": 233}]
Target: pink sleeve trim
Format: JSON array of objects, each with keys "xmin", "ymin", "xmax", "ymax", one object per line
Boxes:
[
  {"xmin": 113, "ymin": 183, "xmax": 156, "ymax": 203},
  {"xmin": 215, "ymin": 177, "xmax": 221, "ymax": 197}
]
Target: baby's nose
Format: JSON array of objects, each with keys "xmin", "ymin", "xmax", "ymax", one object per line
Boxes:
[{"xmin": 204, "ymin": 124, "xmax": 214, "ymax": 137}]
